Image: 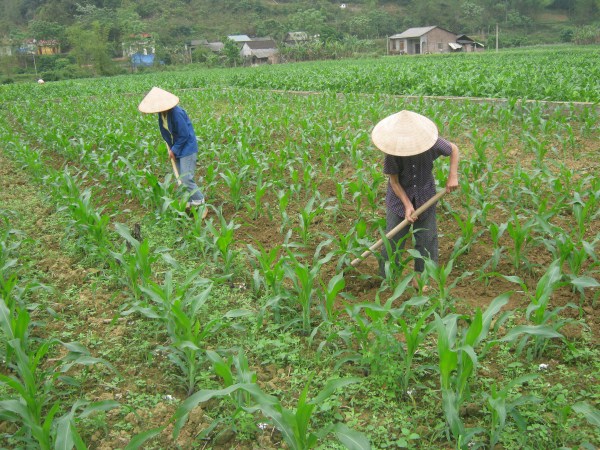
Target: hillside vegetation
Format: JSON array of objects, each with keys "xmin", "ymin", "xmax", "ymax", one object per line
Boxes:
[{"xmin": 3, "ymin": 0, "xmax": 599, "ymax": 47}]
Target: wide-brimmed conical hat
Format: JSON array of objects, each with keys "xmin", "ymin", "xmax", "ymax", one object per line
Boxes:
[
  {"xmin": 138, "ymin": 87, "xmax": 179, "ymax": 113},
  {"xmin": 371, "ymin": 110, "xmax": 439, "ymax": 156}
]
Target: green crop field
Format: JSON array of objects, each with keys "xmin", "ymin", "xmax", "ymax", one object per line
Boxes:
[{"xmin": 1, "ymin": 46, "xmax": 599, "ymax": 449}]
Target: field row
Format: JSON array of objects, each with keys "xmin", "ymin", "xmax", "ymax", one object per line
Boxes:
[{"xmin": 1, "ymin": 60, "xmax": 599, "ymax": 449}]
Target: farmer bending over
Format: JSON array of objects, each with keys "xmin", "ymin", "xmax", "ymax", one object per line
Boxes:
[
  {"xmin": 138, "ymin": 87, "xmax": 207, "ymax": 217},
  {"xmin": 373, "ymin": 110, "xmax": 459, "ymax": 289}
]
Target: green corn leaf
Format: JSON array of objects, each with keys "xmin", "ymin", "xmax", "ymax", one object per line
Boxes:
[
  {"xmin": 573, "ymin": 401, "xmax": 600, "ymax": 428},
  {"xmin": 500, "ymin": 325, "xmax": 563, "ymax": 342},
  {"xmin": 332, "ymin": 423, "xmax": 371, "ymax": 450},
  {"xmin": 570, "ymin": 276, "xmax": 600, "ymax": 290},
  {"xmin": 125, "ymin": 426, "xmax": 167, "ymax": 450},
  {"xmin": 77, "ymin": 400, "xmax": 120, "ymax": 419},
  {"xmin": 313, "ymin": 377, "xmax": 361, "ymax": 405}
]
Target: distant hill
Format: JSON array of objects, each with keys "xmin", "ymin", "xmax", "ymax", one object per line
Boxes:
[
  {"xmin": 1, "ymin": 0, "xmax": 598, "ymax": 82},
  {"xmin": 2, "ymin": 0, "xmax": 598, "ymax": 46}
]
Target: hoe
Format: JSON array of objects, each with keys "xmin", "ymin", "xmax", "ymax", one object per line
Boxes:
[{"xmin": 350, "ymin": 189, "xmax": 447, "ymax": 267}]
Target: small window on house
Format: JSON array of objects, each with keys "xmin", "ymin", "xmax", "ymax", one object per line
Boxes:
[
  {"xmin": 437, "ymin": 42, "xmax": 443, "ymax": 50},
  {"xmin": 399, "ymin": 41, "xmax": 405, "ymax": 51}
]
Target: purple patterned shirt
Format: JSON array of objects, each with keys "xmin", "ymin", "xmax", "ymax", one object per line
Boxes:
[{"xmin": 384, "ymin": 137, "xmax": 453, "ymax": 218}]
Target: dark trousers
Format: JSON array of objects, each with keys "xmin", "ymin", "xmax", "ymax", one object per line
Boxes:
[{"xmin": 379, "ymin": 205, "xmax": 438, "ymax": 276}]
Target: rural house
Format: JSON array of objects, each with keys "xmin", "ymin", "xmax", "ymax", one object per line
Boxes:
[
  {"xmin": 388, "ymin": 26, "xmax": 458, "ymax": 55},
  {"xmin": 206, "ymin": 42, "xmax": 224, "ymax": 52},
  {"xmin": 284, "ymin": 31, "xmax": 309, "ymax": 46},
  {"xmin": 36, "ymin": 39, "xmax": 60, "ymax": 55},
  {"xmin": 17, "ymin": 39, "xmax": 61, "ymax": 56},
  {"xmin": 122, "ymin": 33, "xmax": 155, "ymax": 67},
  {"xmin": 240, "ymin": 39, "xmax": 278, "ymax": 65},
  {"xmin": 186, "ymin": 39, "xmax": 209, "ymax": 54},
  {"xmin": 456, "ymin": 35, "xmax": 485, "ymax": 52},
  {"xmin": 228, "ymin": 35, "xmax": 252, "ymax": 48}
]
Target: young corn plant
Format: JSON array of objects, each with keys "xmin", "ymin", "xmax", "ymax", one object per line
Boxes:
[
  {"xmin": 501, "ymin": 259, "xmax": 576, "ymax": 359},
  {"xmin": 172, "ymin": 375, "xmax": 369, "ymax": 450},
  {"xmin": 505, "ymin": 212, "xmax": 534, "ymax": 272},
  {"xmin": 277, "ymin": 189, "xmax": 292, "ymax": 233},
  {"xmin": 205, "ymin": 211, "xmax": 240, "ymax": 277},
  {"xmin": 571, "ymin": 191, "xmax": 599, "ymax": 242},
  {"xmin": 124, "ymin": 271, "xmax": 246, "ymax": 395},
  {"xmin": 109, "ymin": 223, "xmax": 173, "ymax": 298},
  {"xmin": 143, "ymin": 170, "xmax": 179, "ymax": 213},
  {"xmin": 246, "ymin": 242, "xmax": 287, "ymax": 323},
  {"xmin": 483, "ymin": 374, "xmax": 540, "ymax": 449},
  {"xmin": 61, "ymin": 188, "xmax": 111, "ymax": 255},
  {"xmin": 395, "ymin": 305, "xmax": 436, "ymax": 395},
  {"xmin": 220, "ymin": 165, "xmax": 249, "ymax": 211},
  {"xmin": 318, "ymin": 272, "xmax": 347, "ymax": 325},
  {"xmin": 295, "ymin": 195, "xmax": 326, "ymax": 245},
  {"xmin": 485, "ymin": 221, "xmax": 507, "ymax": 275},
  {"xmin": 449, "ymin": 210, "xmax": 484, "ymax": 259},
  {"xmin": 283, "ymin": 241, "xmax": 334, "ymax": 334},
  {"xmin": 327, "ymin": 218, "xmax": 369, "ymax": 271},
  {"xmin": 344, "ymin": 277, "xmax": 429, "ymax": 384},
  {"xmin": 435, "ymin": 293, "xmax": 511, "ymax": 449},
  {"xmin": 247, "ymin": 170, "xmax": 272, "ymax": 220},
  {"xmin": 0, "ymin": 296, "xmax": 117, "ymax": 449},
  {"xmin": 413, "ymin": 252, "xmax": 472, "ymax": 317}
]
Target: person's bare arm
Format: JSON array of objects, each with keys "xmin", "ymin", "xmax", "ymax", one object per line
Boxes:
[
  {"xmin": 389, "ymin": 174, "xmax": 417, "ymax": 223},
  {"xmin": 446, "ymin": 143, "xmax": 459, "ymax": 193}
]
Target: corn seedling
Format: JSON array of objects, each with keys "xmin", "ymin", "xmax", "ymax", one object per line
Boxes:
[
  {"xmin": 109, "ymin": 223, "xmax": 163, "ymax": 298},
  {"xmin": 125, "ymin": 271, "xmax": 235, "ymax": 395},
  {"xmin": 501, "ymin": 260, "xmax": 575, "ymax": 358},
  {"xmin": 283, "ymin": 241, "xmax": 334, "ymax": 334},
  {"xmin": 220, "ymin": 165, "xmax": 249, "ymax": 211},
  {"xmin": 415, "ymin": 253, "xmax": 472, "ymax": 316},
  {"xmin": 505, "ymin": 212, "xmax": 534, "ymax": 272},
  {"xmin": 295, "ymin": 195, "xmax": 326, "ymax": 245},
  {"xmin": 0, "ymin": 298, "xmax": 116, "ymax": 449},
  {"xmin": 205, "ymin": 211, "xmax": 240, "ymax": 276},
  {"xmin": 435, "ymin": 293, "xmax": 511, "ymax": 448},
  {"xmin": 483, "ymin": 374, "xmax": 540, "ymax": 449}
]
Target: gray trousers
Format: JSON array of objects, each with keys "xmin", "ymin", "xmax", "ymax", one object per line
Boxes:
[{"xmin": 379, "ymin": 205, "xmax": 438, "ymax": 276}]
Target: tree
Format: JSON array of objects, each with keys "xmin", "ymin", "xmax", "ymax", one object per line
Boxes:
[
  {"xmin": 28, "ymin": 20, "xmax": 66, "ymax": 41},
  {"xmin": 67, "ymin": 21, "xmax": 116, "ymax": 75},
  {"xmin": 286, "ymin": 8, "xmax": 328, "ymax": 37},
  {"xmin": 222, "ymin": 37, "xmax": 241, "ymax": 67},
  {"xmin": 573, "ymin": 0, "xmax": 600, "ymax": 23}
]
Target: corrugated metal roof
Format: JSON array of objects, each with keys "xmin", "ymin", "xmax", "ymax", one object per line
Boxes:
[
  {"xmin": 285, "ymin": 31, "xmax": 309, "ymax": 41},
  {"xmin": 390, "ymin": 26, "xmax": 438, "ymax": 39},
  {"xmin": 245, "ymin": 40, "xmax": 277, "ymax": 50},
  {"xmin": 449, "ymin": 42, "xmax": 462, "ymax": 49},
  {"xmin": 207, "ymin": 42, "xmax": 224, "ymax": 52},
  {"xmin": 251, "ymin": 48, "xmax": 277, "ymax": 59},
  {"xmin": 228, "ymin": 35, "xmax": 251, "ymax": 42}
]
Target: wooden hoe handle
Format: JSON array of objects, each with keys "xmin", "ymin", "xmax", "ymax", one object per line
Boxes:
[
  {"xmin": 350, "ymin": 189, "xmax": 447, "ymax": 267},
  {"xmin": 167, "ymin": 145, "xmax": 182, "ymax": 186}
]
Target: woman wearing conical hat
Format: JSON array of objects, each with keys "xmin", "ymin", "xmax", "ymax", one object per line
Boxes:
[
  {"xmin": 372, "ymin": 110, "xmax": 459, "ymax": 290},
  {"xmin": 138, "ymin": 87, "xmax": 207, "ymax": 216}
]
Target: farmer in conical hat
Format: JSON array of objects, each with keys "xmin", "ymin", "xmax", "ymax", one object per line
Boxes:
[
  {"xmin": 372, "ymin": 110, "xmax": 459, "ymax": 289},
  {"xmin": 138, "ymin": 87, "xmax": 206, "ymax": 214}
]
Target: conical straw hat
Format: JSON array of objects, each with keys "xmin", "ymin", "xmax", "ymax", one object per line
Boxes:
[
  {"xmin": 371, "ymin": 110, "xmax": 439, "ymax": 156},
  {"xmin": 138, "ymin": 87, "xmax": 179, "ymax": 113}
]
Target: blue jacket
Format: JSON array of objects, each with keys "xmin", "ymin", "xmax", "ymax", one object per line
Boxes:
[{"xmin": 158, "ymin": 106, "xmax": 198, "ymax": 159}]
